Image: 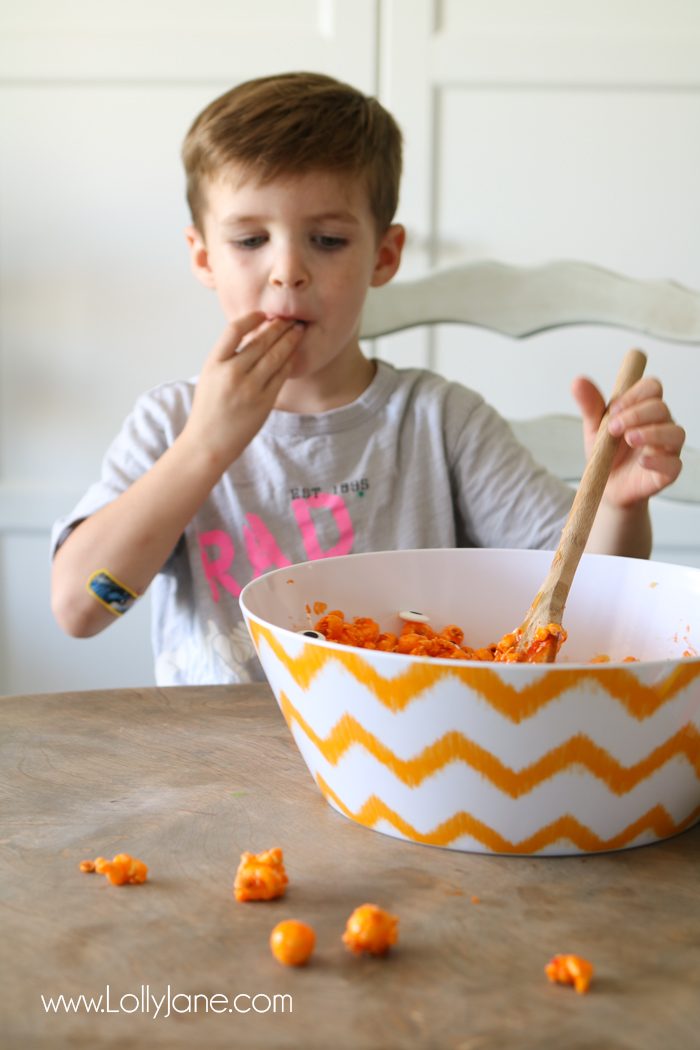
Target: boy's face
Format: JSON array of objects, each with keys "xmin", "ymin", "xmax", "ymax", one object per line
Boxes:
[{"xmin": 186, "ymin": 167, "xmax": 404, "ymax": 407}]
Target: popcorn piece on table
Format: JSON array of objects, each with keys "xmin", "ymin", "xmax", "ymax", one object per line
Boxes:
[
  {"xmin": 342, "ymin": 904, "xmax": 399, "ymax": 956},
  {"xmin": 270, "ymin": 920, "xmax": 316, "ymax": 966},
  {"xmin": 545, "ymin": 953, "xmax": 594, "ymax": 994},
  {"xmin": 234, "ymin": 847, "xmax": 288, "ymax": 902},
  {"xmin": 81, "ymin": 853, "xmax": 148, "ymax": 885}
]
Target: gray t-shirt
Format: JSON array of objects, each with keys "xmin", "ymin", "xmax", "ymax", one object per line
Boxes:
[{"xmin": 51, "ymin": 361, "xmax": 574, "ymax": 684}]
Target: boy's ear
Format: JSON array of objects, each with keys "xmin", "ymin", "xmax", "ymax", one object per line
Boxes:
[
  {"xmin": 185, "ymin": 225, "xmax": 217, "ymax": 289},
  {"xmin": 370, "ymin": 224, "xmax": 406, "ymax": 288}
]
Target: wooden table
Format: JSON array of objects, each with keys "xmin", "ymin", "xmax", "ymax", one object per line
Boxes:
[{"xmin": 1, "ymin": 684, "xmax": 699, "ymax": 1050}]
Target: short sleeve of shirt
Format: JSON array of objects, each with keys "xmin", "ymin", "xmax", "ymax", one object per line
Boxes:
[
  {"xmin": 442, "ymin": 382, "xmax": 574, "ymax": 550},
  {"xmin": 50, "ymin": 381, "xmax": 194, "ymax": 558}
]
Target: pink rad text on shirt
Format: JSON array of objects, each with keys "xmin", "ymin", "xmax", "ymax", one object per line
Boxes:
[{"xmin": 199, "ymin": 493, "xmax": 355, "ymax": 602}]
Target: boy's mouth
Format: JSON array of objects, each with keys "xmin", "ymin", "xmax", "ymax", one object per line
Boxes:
[{"xmin": 266, "ymin": 314, "xmax": 311, "ymax": 328}]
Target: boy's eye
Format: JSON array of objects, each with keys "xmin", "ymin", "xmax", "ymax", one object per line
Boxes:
[
  {"xmin": 313, "ymin": 235, "xmax": 348, "ymax": 250},
  {"xmin": 233, "ymin": 235, "xmax": 268, "ymax": 250}
]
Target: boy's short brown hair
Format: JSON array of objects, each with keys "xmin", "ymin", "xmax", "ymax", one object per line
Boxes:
[{"xmin": 182, "ymin": 72, "xmax": 402, "ymax": 235}]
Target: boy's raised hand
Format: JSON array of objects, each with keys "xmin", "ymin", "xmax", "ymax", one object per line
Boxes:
[
  {"xmin": 183, "ymin": 312, "xmax": 304, "ymax": 472},
  {"xmin": 572, "ymin": 371, "xmax": 685, "ymax": 508}
]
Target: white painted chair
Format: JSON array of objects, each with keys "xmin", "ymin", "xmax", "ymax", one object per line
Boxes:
[{"xmin": 361, "ymin": 260, "xmax": 700, "ymax": 506}]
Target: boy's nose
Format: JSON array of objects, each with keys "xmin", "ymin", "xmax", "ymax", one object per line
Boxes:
[{"xmin": 269, "ymin": 249, "xmax": 310, "ymax": 290}]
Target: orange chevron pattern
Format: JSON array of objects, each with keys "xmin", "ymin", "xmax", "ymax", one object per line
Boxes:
[
  {"xmin": 278, "ymin": 691, "xmax": 700, "ymax": 796},
  {"xmin": 316, "ymin": 773, "xmax": 700, "ymax": 852},
  {"xmin": 250, "ymin": 621, "xmax": 700, "ymax": 721}
]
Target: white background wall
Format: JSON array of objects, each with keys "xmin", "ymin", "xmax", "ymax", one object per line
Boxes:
[{"xmin": 1, "ymin": 0, "xmax": 699, "ymax": 695}]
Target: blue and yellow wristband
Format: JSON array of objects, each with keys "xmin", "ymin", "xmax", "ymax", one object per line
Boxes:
[{"xmin": 87, "ymin": 569, "xmax": 140, "ymax": 616}]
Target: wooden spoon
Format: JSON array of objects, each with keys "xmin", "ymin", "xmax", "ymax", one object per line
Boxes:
[{"xmin": 515, "ymin": 347, "xmax": 648, "ymax": 662}]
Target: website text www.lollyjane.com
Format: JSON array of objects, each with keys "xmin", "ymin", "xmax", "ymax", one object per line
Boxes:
[{"xmin": 41, "ymin": 984, "xmax": 293, "ymax": 1019}]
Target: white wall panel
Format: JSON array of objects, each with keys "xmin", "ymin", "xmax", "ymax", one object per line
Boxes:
[
  {"xmin": 1, "ymin": 84, "xmax": 225, "ymax": 485},
  {"xmin": 432, "ymin": 88, "xmax": 700, "ymax": 448},
  {"xmin": 432, "ymin": 0, "xmax": 700, "ymax": 84},
  {"xmin": 439, "ymin": 0, "xmax": 697, "ymax": 34},
  {"xmin": 435, "ymin": 88, "xmax": 700, "ymax": 279},
  {"xmin": 0, "ymin": 1, "xmax": 375, "ymax": 83}
]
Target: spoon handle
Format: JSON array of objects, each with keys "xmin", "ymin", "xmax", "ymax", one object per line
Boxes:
[{"xmin": 523, "ymin": 347, "xmax": 647, "ymax": 635}]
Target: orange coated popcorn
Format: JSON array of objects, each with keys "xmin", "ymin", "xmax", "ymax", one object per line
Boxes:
[
  {"xmin": 84, "ymin": 853, "xmax": 148, "ymax": 885},
  {"xmin": 269, "ymin": 920, "xmax": 316, "ymax": 966},
  {"xmin": 494, "ymin": 623, "xmax": 567, "ymax": 663},
  {"xmin": 342, "ymin": 904, "xmax": 399, "ymax": 956},
  {"xmin": 234, "ymin": 847, "xmax": 288, "ymax": 902},
  {"xmin": 545, "ymin": 953, "xmax": 594, "ymax": 994},
  {"xmin": 313, "ymin": 611, "xmax": 567, "ymax": 663}
]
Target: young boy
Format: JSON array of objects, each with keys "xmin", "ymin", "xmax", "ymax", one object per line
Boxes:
[{"xmin": 50, "ymin": 72, "xmax": 685, "ymax": 684}]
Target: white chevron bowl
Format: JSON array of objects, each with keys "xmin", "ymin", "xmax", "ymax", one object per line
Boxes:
[{"xmin": 240, "ymin": 548, "xmax": 700, "ymax": 856}]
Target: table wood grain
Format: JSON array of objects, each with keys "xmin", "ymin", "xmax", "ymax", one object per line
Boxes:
[{"xmin": 1, "ymin": 684, "xmax": 699, "ymax": 1050}]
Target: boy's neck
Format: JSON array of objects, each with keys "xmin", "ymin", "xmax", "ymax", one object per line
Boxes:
[{"xmin": 273, "ymin": 351, "xmax": 377, "ymax": 415}]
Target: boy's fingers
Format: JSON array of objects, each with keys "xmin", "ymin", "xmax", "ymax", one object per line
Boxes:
[
  {"xmin": 261, "ymin": 338, "xmax": 299, "ymax": 395},
  {"xmin": 213, "ymin": 312, "xmax": 267, "ymax": 361},
  {"xmin": 259, "ymin": 328, "xmax": 305, "ymax": 390},
  {"xmin": 242, "ymin": 321, "xmax": 305, "ymax": 377},
  {"xmin": 571, "ymin": 376, "xmax": 604, "ymax": 426},
  {"xmin": 638, "ymin": 451, "xmax": 683, "ymax": 483},
  {"xmin": 623, "ymin": 422, "xmax": 686, "ymax": 452},
  {"xmin": 235, "ymin": 318, "xmax": 300, "ymax": 368},
  {"xmin": 608, "ymin": 376, "xmax": 663, "ymax": 415},
  {"xmin": 608, "ymin": 398, "xmax": 673, "ymax": 436}
]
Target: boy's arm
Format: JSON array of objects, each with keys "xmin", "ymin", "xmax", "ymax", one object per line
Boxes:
[
  {"xmin": 572, "ymin": 372, "xmax": 685, "ymax": 558},
  {"xmin": 585, "ymin": 500, "xmax": 652, "ymax": 558},
  {"xmin": 52, "ymin": 433, "xmax": 223, "ymax": 636},
  {"xmin": 52, "ymin": 314, "xmax": 303, "ymax": 637}
]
